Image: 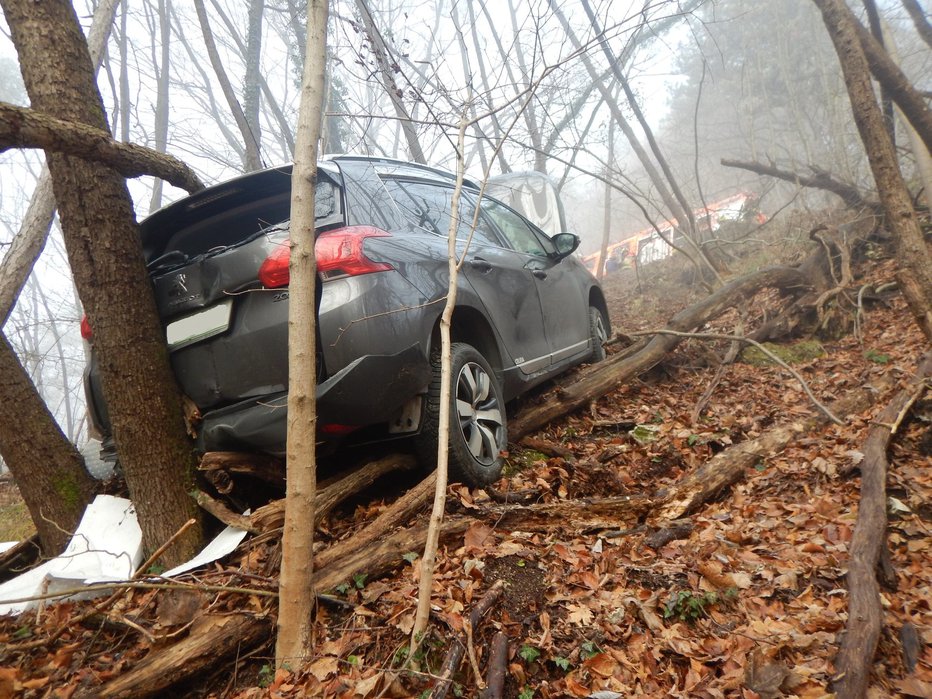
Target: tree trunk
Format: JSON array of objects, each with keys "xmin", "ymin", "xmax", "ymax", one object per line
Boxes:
[
  {"xmin": 243, "ymin": 0, "xmax": 264, "ymax": 159},
  {"xmin": 411, "ymin": 114, "xmax": 470, "ymax": 650},
  {"xmin": 354, "ymin": 0, "xmax": 427, "ymax": 164},
  {"xmin": 1, "ymin": 0, "xmax": 204, "ymax": 567},
  {"xmin": 597, "ymin": 119, "xmax": 615, "ymax": 281},
  {"xmin": 853, "ymin": 18, "xmax": 932, "ymax": 154},
  {"xmin": 275, "ymin": 0, "xmax": 329, "ymax": 668},
  {"xmin": 0, "ymin": 335, "xmax": 95, "ymax": 554},
  {"xmin": 147, "ymin": 0, "xmax": 172, "ymax": 213},
  {"xmin": 192, "ymin": 0, "xmax": 262, "ymax": 172},
  {"xmin": 900, "ymin": 0, "xmax": 932, "ymax": 49},
  {"xmin": 861, "ymin": 0, "xmax": 895, "ymax": 145},
  {"xmin": 813, "ymin": 0, "xmax": 932, "ymax": 343}
]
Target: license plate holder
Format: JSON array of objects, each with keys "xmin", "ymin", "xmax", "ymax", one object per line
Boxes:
[{"xmin": 166, "ymin": 299, "xmax": 232, "ymax": 351}]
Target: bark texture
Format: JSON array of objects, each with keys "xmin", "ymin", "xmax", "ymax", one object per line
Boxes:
[
  {"xmin": 2, "ymin": 0, "xmax": 204, "ymax": 566},
  {"xmin": 0, "ymin": 336, "xmax": 95, "ymax": 553},
  {"xmin": 0, "ymin": 102, "xmax": 203, "ymax": 192},
  {"xmin": 813, "ymin": 0, "xmax": 932, "ymax": 343},
  {"xmin": 275, "ymin": 0, "xmax": 329, "ymax": 667}
]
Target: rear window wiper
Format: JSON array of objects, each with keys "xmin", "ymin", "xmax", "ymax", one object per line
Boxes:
[{"xmin": 147, "ymin": 250, "xmax": 189, "ymax": 274}]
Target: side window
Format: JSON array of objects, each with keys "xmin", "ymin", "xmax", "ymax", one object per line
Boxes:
[
  {"xmin": 382, "ymin": 179, "xmax": 502, "ymax": 247},
  {"xmin": 480, "ymin": 199, "xmax": 553, "ymax": 257}
]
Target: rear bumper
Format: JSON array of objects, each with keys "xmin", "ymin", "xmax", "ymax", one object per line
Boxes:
[{"xmin": 196, "ymin": 342, "xmax": 430, "ymax": 454}]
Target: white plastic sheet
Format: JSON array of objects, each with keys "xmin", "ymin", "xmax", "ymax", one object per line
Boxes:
[{"xmin": 0, "ymin": 495, "xmax": 249, "ymax": 616}]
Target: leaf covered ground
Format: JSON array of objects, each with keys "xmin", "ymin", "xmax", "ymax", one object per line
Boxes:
[{"xmin": 0, "ymin": 222, "xmax": 930, "ymax": 698}]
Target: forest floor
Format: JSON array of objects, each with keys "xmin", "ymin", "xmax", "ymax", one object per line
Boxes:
[{"xmin": 0, "ymin": 215, "xmax": 930, "ymax": 698}]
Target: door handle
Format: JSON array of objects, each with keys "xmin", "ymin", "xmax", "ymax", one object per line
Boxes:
[
  {"xmin": 469, "ymin": 258, "xmax": 493, "ymax": 273},
  {"xmin": 532, "ymin": 270, "xmax": 548, "ymax": 280}
]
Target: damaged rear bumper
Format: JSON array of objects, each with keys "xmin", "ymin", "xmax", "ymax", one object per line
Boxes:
[{"xmin": 196, "ymin": 342, "xmax": 431, "ymax": 454}]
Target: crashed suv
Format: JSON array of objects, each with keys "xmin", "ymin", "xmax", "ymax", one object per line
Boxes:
[{"xmin": 83, "ymin": 156, "xmax": 610, "ymax": 486}]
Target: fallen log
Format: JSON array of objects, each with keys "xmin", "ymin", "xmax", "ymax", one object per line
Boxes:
[
  {"xmin": 0, "ymin": 534, "xmax": 40, "ymax": 584},
  {"xmin": 198, "ymin": 450, "xmax": 286, "ymax": 488},
  {"xmin": 831, "ymin": 352, "xmax": 932, "ymax": 699},
  {"xmin": 85, "ymin": 613, "xmax": 272, "ymax": 699},
  {"xmin": 249, "ymin": 453, "xmax": 417, "ymax": 532},
  {"xmin": 510, "ymin": 266, "xmax": 807, "ymax": 441},
  {"xmin": 481, "ymin": 632, "xmax": 509, "ymax": 699}
]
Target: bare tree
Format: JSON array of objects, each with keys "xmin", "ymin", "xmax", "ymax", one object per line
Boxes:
[
  {"xmin": 193, "ymin": 0, "xmax": 262, "ymax": 172},
  {"xmin": 148, "ymin": 0, "xmax": 172, "ymax": 212},
  {"xmin": 276, "ymin": 0, "xmax": 330, "ymax": 668},
  {"xmin": 353, "ymin": 0, "xmax": 427, "ymax": 164},
  {"xmin": 813, "ymin": 0, "xmax": 932, "ymax": 403}
]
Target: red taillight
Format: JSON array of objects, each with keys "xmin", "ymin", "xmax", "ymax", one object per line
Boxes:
[
  {"xmin": 258, "ymin": 227, "xmax": 393, "ymax": 288},
  {"xmin": 316, "ymin": 226, "xmax": 393, "ymax": 279},
  {"xmin": 80, "ymin": 315, "xmax": 93, "ymax": 340},
  {"xmin": 258, "ymin": 243, "xmax": 291, "ymax": 288},
  {"xmin": 320, "ymin": 423, "xmax": 360, "ymax": 435}
]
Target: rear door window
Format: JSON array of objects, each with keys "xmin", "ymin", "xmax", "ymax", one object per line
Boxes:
[{"xmin": 381, "ymin": 179, "xmax": 503, "ymax": 247}]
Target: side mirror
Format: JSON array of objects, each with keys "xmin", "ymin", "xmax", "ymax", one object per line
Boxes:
[{"xmin": 551, "ymin": 233, "xmax": 580, "ymax": 260}]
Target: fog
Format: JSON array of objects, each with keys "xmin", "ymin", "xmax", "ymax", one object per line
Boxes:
[{"xmin": 0, "ymin": 0, "xmax": 929, "ymax": 445}]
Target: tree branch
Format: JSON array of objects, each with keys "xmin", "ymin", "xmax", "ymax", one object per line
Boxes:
[
  {"xmin": 853, "ymin": 19, "xmax": 932, "ymax": 154},
  {"xmin": 0, "ymin": 102, "xmax": 204, "ymax": 193},
  {"xmin": 721, "ymin": 158, "xmax": 871, "ymax": 209}
]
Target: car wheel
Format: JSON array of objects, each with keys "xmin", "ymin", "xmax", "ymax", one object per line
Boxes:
[
  {"xmin": 588, "ymin": 306, "xmax": 608, "ymax": 362},
  {"xmin": 416, "ymin": 342, "xmax": 506, "ymax": 487}
]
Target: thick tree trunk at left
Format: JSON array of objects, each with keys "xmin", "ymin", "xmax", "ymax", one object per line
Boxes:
[
  {"xmin": 0, "ymin": 336, "xmax": 95, "ymax": 554},
  {"xmin": 1, "ymin": 0, "xmax": 204, "ymax": 566}
]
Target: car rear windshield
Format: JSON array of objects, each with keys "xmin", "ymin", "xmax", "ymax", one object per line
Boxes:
[{"xmin": 142, "ymin": 171, "xmax": 341, "ymax": 265}]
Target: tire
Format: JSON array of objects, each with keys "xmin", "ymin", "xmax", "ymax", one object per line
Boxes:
[
  {"xmin": 588, "ymin": 306, "xmax": 608, "ymax": 362},
  {"xmin": 415, "ymin": 342, "xmax": 506, "ymax": 487}
]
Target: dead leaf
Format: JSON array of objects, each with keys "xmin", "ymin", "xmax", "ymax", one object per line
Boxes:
[
  {"xmin": 354, "ymin": 672, "xmax": 382, "ymax": 696},
  {"xmin": 155, "ymin": 589, "xmax": 206, "ymax": 627},
  {"xmin": 0, "ymin": 668, "xmax": 17, "ymax": 699},
  {"xmin": 745, "ymin": 653, "xmax": 794, "ymax": 699},
  {"xmin": 895, "ymin": 677, "xmax": 932, "ymax": 698},
  {"xmin": 309, "ymin": 655, "xmax": 340, "ymax": 682},
  {"xmin": 567, "ymin": 603, "xmax": 594, "ymax": 626},
  {"xmin": 464, "ymin": 521, "xmax": 494, "ymax": 551}
]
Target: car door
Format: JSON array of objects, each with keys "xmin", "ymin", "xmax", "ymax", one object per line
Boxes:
[
  {"xmin": 380, "ymin": 179, "xmax": 552, "ymax": 374},
  {"xmin": 478, "ymin": 198, "xmax": 589, "ymax": 363}
]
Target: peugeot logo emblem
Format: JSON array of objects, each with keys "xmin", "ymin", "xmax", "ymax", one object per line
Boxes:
[{"xmin": 169, "ymin": 273, "xmax": 188, "ymax": 298}]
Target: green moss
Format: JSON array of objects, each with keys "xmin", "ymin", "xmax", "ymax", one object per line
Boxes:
[
  {"xmin": 0, "ymin": 501, "xmax": 36, "ymax": 542},
  {"xmin": 740, "ymin": 340, "xmax": 825, "ymax": 366},
  {"xmin": 503, "ymin": 449, "xmax": 548, "ymax": 476},
  {"xmin": 53, "ymin": 471, "xmax": 85, "ymax": 509}
]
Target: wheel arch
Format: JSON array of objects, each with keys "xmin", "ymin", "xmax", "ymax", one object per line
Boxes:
[
  {"xmin": 588, "ymin": 286, "xmax": 611, "ymax": 335},
  {"xmin": 428, "ymin": 304, "xmax": 504, "ymax": 374}
]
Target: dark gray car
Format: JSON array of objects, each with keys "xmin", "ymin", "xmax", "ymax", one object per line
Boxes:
[{"xmin": 83, "ymin": 156, "xmax": 610, "ymax": 486}]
